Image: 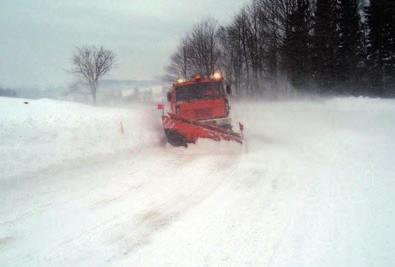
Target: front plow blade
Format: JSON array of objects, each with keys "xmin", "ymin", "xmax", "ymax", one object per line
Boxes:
[{"xmin": 162, "ymin": 114, "xmax": 244, "ymax": 146}]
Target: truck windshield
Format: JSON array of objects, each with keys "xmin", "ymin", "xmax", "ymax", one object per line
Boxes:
[{"xmin": 175, "ymin": 83, "xmax": 224, "ymax": 102}]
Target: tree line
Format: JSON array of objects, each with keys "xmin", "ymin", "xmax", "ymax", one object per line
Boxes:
[
  {"xmin": 166, "ymin": 0, "xmax": 394, "ymax": 97},
  {"xmin": 0, "ymin": 86, "xmax": 17, "ymax": 97}
]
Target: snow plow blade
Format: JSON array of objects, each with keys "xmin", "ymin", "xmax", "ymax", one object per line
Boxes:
[{"xmin": 162, "ymin": 113, "xmax": 244, "ymax": 147}]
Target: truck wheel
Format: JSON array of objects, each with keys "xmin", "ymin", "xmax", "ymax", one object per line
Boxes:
[{"xmin": 164, "ymin": 130, "xmax": 188, "ymax": 147}]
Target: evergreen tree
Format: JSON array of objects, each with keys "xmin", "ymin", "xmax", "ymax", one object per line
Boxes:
[
  {"xmin": 365, "ymin": 0, "xmax": 395, "ymax": 96},
  {"xmin": 282, "ymin": 0, "xmax": 312, "ymax": 90},
  {"xmin": 336, "ymin": 0, "xmax": 364, "ymax": 94},
  {"xmin": 312, "ymin": 0, "xmax": 337, "ymax": 91}
]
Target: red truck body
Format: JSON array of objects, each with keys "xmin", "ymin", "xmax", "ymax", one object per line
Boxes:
[
  {"xmin": 167, "ymin": 77, "xmax": 230, "ymax": 126},
  {"xmin": 159, "ymin": 75, "xmax": 243, "ymax": 147}
]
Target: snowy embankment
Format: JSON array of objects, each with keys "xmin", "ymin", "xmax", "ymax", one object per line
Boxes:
[
  {"xmin": 0, "ymin": 96, "xmax": 394, "ymax": 267},
  {"xmin": 0, "ymin": 98, "xmax": 159, "ymax": 180}
]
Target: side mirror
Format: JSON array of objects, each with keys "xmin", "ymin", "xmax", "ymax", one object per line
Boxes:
[
  {"xmin": 226, "ymin": 85, "xmax": 231, "ymax": 95},
  {"xmin": 167, "ymin": 92, "xmax": 171, "ymax": 102}
]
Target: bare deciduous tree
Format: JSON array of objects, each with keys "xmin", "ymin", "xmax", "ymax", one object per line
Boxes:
[
  {"xmin": 164, "ymin": 39, "xmax": 191, "ymax": 82},
  {"xmin": 71, "ymin": 46, "xmax": 115, "ymax": 104},
  {"xmin": 188, "ymin": 19, "xmax": 221, "ymax": 77},
  {"xmin": 165, "ymin": 19, "xmax": 221, "ymax": 81}
]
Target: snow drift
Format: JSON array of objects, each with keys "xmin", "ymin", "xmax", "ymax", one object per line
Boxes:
[
  {"xmin": 0, "ymin": 98, "xmax": 160, "ymax": 180},
  {"xmin": 0, "ymin": 96, "xmax": 394, "ymax": 267}
]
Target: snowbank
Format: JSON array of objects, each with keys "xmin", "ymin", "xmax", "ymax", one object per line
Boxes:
[{"xmin": 0, "ymin": 97, "xmax": 160, "ymax": 180}]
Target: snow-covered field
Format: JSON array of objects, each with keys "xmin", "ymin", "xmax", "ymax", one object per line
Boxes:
[{"xmin": 1, "ymin": 96, "xmax": 394, "ymax": 266}]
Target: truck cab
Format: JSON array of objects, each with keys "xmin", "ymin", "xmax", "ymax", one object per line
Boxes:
[{"xmin": 167, "ymin": 74, "xmax": 232, "ymax": 129}]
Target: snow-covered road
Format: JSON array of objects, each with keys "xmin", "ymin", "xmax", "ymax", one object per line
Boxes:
[{"xmin": 1, "ymin": 97, "xmax": 394, "ymax": 266}]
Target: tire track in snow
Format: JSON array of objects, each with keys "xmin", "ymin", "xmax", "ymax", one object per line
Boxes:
[{"xmin": 103, "ymin": 146, "xmax": 242, "ymax": 261}]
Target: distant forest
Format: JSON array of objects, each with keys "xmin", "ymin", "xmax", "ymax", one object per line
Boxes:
[
  {"xmin": 0, "ymin": 86, "xmax": 17, "ymax": 97},
  {"xmin": 166, "ymin": 0, "xmax": 394, "ymax": 97}
]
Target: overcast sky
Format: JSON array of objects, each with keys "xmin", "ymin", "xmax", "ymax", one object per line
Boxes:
[{"xmin": 0, "ymin": 0, "xmax": 249, "ymax": 88}]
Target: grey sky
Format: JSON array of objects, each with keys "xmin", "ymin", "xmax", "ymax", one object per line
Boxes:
[{"xmin": 0, "ymin": 0, "xmax": 249, "ymax": 88}]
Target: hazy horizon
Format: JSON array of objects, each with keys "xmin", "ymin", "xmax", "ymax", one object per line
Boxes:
[{"xmin": 0, "ymin": 0, "xmax": 249, "ymax": 89}]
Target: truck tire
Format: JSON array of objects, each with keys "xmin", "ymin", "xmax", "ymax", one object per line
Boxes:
[{"xmin": 164, "ymin": 130, "xmax": 188, "ymax": 147}]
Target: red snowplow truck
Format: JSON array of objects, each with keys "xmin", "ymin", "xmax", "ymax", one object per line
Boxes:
[{"xmin": 158, "ymin": 73, "xmax": 244, "ymax": 147}]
